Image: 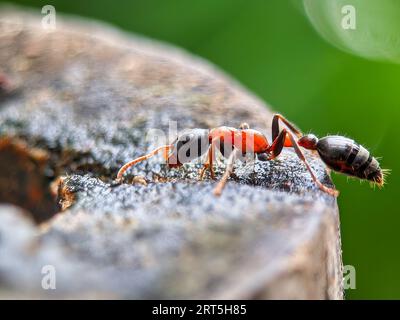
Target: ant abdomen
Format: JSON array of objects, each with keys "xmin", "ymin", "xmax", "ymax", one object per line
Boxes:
[{"xmin": 316, "ymin": 136, "xmax": 383, "ymax": 185}]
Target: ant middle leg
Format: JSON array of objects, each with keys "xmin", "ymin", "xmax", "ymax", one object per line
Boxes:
[
  {"xmin": 213, "ymin": 147, "xmax": 240, "ymax": 196},
  {"xmin": 116, "ymin": 144, "xmax": 172, "ymax": 182}
]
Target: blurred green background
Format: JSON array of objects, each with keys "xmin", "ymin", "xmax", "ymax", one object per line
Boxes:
[{"xmin": 2, "ymin": 0, "xmax": 398, "ymax": 299}]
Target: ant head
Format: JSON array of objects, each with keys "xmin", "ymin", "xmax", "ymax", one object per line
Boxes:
[
  {"xmin": 168, "ymin": 128, "xmax": 210, "ymax": 166},
  {"xmin": 298, "ymin": 134, "xmax": 318, "ymax": 150}
]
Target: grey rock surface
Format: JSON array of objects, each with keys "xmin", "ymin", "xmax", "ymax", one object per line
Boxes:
[{"xmin": 0, "ymin": 7, "xmax": 343, "ymax": 299}]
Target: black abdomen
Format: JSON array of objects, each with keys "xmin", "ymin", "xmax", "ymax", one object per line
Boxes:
[{"xmin": 316, "ymin": 136, "xmax": 382, "ymax": 184}]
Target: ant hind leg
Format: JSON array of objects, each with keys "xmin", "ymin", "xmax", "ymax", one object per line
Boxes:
[
  {"xmin": 286, "ymin": 133, "xmax": 339, "ymax": 197},
  {"xmin": 272, "ymin": 114, "xmax": 303, "ymax": 141},
  {"xmin": 266, "ymin": 128, "xmax": 287, "ymax": 160},
  {"xmin": 266, "ymin": 130, "xmax": 338, "ymax": 196}
]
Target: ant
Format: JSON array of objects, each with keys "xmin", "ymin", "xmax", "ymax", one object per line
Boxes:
[{"xmin": 116, "ymin": 114, "xmax": 385, "ymax": 197}]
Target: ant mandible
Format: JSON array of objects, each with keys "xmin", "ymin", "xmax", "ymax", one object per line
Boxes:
[{"xmin": 116, "ymin": 114, "xmax": 385, "ymax": 197}]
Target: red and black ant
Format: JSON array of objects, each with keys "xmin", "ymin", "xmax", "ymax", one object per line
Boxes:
[{"xmin": 116, "ymin": 114, "xmax": 386, "ymax": 197}]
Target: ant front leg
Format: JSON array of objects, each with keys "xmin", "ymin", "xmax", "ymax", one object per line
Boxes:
[
  {"xmin": 213, "ymin": 147, "xmax": 240, "ymax": 196},
  {"xmin": 239, "ymin": 122, "xmax": 256, "ymax": 162},
  {"xmin": 200, "ymin": 138, "xmax": 217, "ymax": 180},
  {"xmin": 268, "ymin": 130, "xmax": 339, "ymax": 197},
  {"xmin": 116, "ymin": 144, "xmax": 172, "ymax": 183}
]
